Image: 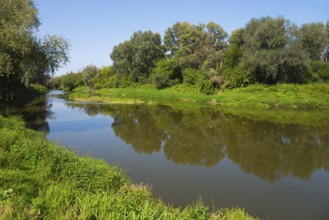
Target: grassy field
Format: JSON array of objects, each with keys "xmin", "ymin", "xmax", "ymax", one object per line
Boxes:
[
  {"xmin": 69, "ymin": 83, "xmax": 329, "ymax": 109},
  {"xmin": 0, "ymin": 115, "xmax": 256, "ymax": 220}
]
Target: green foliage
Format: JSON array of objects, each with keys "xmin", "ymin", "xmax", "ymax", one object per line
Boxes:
[
  {"xmin": 41, "ymin": 35, "xmax": 70, "ymax": 74},
  {"xmin": 28, "ymin": 84, "xmax": 48, "ymax": 94},
  {"xmin": 224, "ymin": 44, "xmax": 243, "ymax": 68},
  {"xmin": 82, "ymin": 65, "xmax": 98, "ymax": 87},
  {"xmin": 153, "ymin": 73, "xmax": 170, "ymax": 89},
  {"xmin": 52, "ymin": 17, "xmax": 329, "ymax": 98},
  {"xmin": 223, "ymin": 65, "xmax": 251, "ymax": 88},
  {"xmin": 0, "ymin": 115, "xmax": 256, "ymax": 219},
  {"xmin": 70, "ymin": 83, "xmax": 329, "ymax": 109},
  {"xmin": 111, "ymin": 31, "xmax": 165, "ymax": 84},
  {"xmin": 200, "ymin": 76, "xmax": 225, "ymax": 95},
  {"xmin": 240, "ymin": 17, "xmax": 315, "ymax": 84},
  {"xmin": 324, "ymin": 21, "xmax": 329, "ymax": 62},
  {"xmin": 298, "ymin": 23, "xmax": 327, "ymax": 61},
  {"xmin": 0, "ymin": 0, "xmax": 69, "ymax": 101},
  {"xmin": 224, "ymin": 29, "xmax": 244, "ymax": 68},
  {"xmin": 60, "ymin": 72, "xmax": 83, "ymax": 91},
  {"xmin": 164, "ymin": 22, "xmax": 227, "ymax": 70},
  {"xmin": 47, "ymin": 76, "xmax": 61, "ymax": 89},
  {"xmin": 183, "ymin": 69, "xmax": 207, "ymax": 85},
  {"xmin": 151, "ymin": 59, "xmax": 183, "ymax": 89},
  {"xmin": 216, "ymin": 83, "xmax": 329, "ymax": 108},
  {"xmin": 94, "ymin": 66, "xmax": 118, "ymax": 89},
  {"xmin": 69, "ymin": 85, "xmax": 213, "ymax": 105},
  {"xmin": 309, "ymin": 61, "xmax": 329, "ymax": 82}
]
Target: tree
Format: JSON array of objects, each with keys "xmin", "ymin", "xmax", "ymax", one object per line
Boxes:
[
  {"xmin": 60, "ymin": 72, "xmax": 83, "ymax": 91},
  {"xmin": 241, "ymin": 17, "xmax": 310, "ymax": 84},
  {"xmin": 41, "ymin": 35, "xmax": 70, "ymax": 75},
  {"xmin": 82, "ymin": 65, "xmax": 98, "ymax": 87},
  {"xmin": 151, "ymin": 58, "xmax": 182, "ymax": 89},
  {"xmin": 324, "ymin": 21, "xmax": 329, "ymax": 62},
  {"xmin": 224, "ymin": 28, "xmax": 244, "ymax": 68},
  {"xmin": 110, "ymin": 31, "xmax": 164, "ymax": 84},
  {"xmin": 0, "ymin": 0, "xmax": 69, "ymax": 101},
  {"xmin": 164, "ymin": 22, "xmax": 228, "ymax": 71},
  {"xmin": 297, "ymin": 23, "xmax": 327, "ymax": 61}
]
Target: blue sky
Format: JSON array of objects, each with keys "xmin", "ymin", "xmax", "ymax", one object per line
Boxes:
[{"xmin": 35, "ymin": 0, "xmax": 329, "ymax": 76}]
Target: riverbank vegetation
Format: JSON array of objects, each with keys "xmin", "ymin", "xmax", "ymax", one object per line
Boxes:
[
  {"xmin": 69, "ymin": 83, "xmax": 329, "ymax": 108},
  {"xmin": 0, "ymin": 115, "xmax": 256, "ymax": 219},
  {"xmin": 0, "ymin": 0, "xmax": 69, "ymax": 102},
  {"xmin": 51, "ymin": 17, "xmax": 329, "ymax": 107}
]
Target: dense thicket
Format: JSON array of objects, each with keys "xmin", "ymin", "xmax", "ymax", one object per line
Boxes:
[
  {"xmin": 0, "ymin": 0, "xmax": 69, "ymax": 101},
  {"xmin": 56, "ymin": 17, "xmax": 329, "ymax": 94}
]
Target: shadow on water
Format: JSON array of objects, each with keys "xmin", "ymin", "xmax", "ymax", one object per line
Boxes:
[
  {"xmin": 0, "ymin": 93, "xmax": 58, "ymax": 133},
  {"xmin": 67, "ymin": 102, "xmax": 329, "ymax": 183}
]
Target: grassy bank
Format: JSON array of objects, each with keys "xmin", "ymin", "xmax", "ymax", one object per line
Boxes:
[
  {"xmin": 69, "ymin": 83, "xmax": 329, "ymax": 109},
  {"xmin": 0, "ymin": 115, "xmax": 256, "ymax": 220}
]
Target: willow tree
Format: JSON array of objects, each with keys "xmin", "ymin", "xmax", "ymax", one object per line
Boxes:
[
  {"xmin": 164, "ymin": 22, "xmax": 228, "ymax": 71},
  {"xmin": 241, "ymin": 17, "xmax": 310, "ymax": 84},
  {"xmin": 298, "ymin": 22, "xmax": 327, "ymax": 61}
]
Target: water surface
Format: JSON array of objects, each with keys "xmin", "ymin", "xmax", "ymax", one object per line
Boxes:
[{"xmin": 1, "ymin": 91, "xmax": 329, "ymax": 220}]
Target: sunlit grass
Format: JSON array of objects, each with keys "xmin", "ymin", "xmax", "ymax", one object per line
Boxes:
[
  {"xmin": 69, "ymin": 83, "xmax": 329, "ymax": 109},
  {"xmin": 216, "ymin": 83, "xmax": 329, "ymax": 108}
]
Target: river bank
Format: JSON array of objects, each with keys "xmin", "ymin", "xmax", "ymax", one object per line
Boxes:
[
  {"xmin": 0, "ymin": 115, "xmax": 256, "ymax": 219},
  {"xmin": 69, "ymin": 83, "xmax": 329, "ymax": 109}
]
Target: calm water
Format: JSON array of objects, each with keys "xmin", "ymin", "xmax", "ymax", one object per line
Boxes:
[{"xmin": 1, "ymin": 90, "xmax": 329, "ymax": 220}]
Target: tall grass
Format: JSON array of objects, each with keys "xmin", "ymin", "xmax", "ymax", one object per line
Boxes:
[{"xmin": 0, "ymin": 115, "xmax": 256, "ymax": 219}]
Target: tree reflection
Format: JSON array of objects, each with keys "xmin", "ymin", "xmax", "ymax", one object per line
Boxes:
[
  {"xmin": 68, "ymin": 102, "xmax": 329, "ymax": 182},
  {"xmin": 223, "ymin": 119, "xmax": 329, "ymax": 182},
  {"xmin": 0, "ymin": 95, "xmax": 52, "ymax": 133}
]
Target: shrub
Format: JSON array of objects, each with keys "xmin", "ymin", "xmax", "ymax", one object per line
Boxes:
[
  {"xmin": 153, "ymin": 73, "xmax": 170, "ymax": 89},
  {"xmin": 151, "ymin": 59, "xmax": 183, "ymax": 89},
  {"xmin": 310, "ymin": 61, "xmax": 329, "ymax": 82},
  {"xmin": 199, "ymin": 76, "xmax": 225, "ymax": 95},
  {"xmin": 61, "ymin": 72, "xmax": 83, "ymax": 91},
  {"xmin": 183, "ymin": 69, "xmax": 206, "ymax": 85},
  {"xmin": 223, "ymin": 65, "xmax": 251, "ymax": 88}
]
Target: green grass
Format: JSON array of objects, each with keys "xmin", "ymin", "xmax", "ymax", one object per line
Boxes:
[
  {"xmin": 216, "ymin": 83, "xmax": 329, "ymax": 108},
  {"xmin": 0, "ymin": 115, "xmax": 256, "ymax": 220},
  {"xmin": 69, "ymin": 84, "xmax": 214, "ymax": 105},
  {"xmin": 69, "ymin": 83, "xmax": 329, "ymax": 109}
]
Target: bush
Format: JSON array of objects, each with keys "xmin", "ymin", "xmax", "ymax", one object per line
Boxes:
[
  {"xmin": 61, "ymin": 72, "xmax": 83, "ymax": 91},
  {"xmin": 199, "ymin": 76, "xmax": 225, "ymax": 95},
  {"xmin": 310, "ymin": 61, "xmax": 329, "ymax": 82},
  {"xmin": 183, "ymin": 69, "xmax": 207, "ymax": 85},
  {"xmin": 153, "ymin": 73, "xmax": 170, "ymax": 89},
  {"xmin": 223, "ymin": 65, "xmax": 251, "ymax": 88},
  {"xmin": 151, "ymin": 59, "xmax": 183, "ymax": 88}
]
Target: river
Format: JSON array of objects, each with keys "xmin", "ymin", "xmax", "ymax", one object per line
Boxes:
[{"xmin": 1, "ymin": 90, "xmax": 329, "ymax": 220}]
